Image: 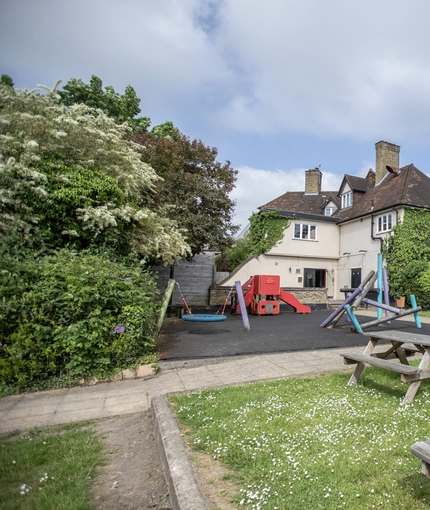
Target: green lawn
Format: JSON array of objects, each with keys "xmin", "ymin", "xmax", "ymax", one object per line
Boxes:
[
  {"xmin": 0, "ymin": 422, "xmax": 104, "ymax": 510},
  {"xmin": 171, "ymin": 366, "xmax": 430, "ymax": 509}
]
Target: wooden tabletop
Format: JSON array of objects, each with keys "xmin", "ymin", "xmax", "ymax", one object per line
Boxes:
[{"xmin": 362, "ymin": 330, "xmax": 430, "ymax": 347}]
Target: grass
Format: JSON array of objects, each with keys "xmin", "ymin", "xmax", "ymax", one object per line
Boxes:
[
  {"xmin": 0, "ymin": 422, "xmax": 104, "ymax": 510},
  {"xmin": 171, "ymin": 366, "xmax": 430, "ymax": 509}
]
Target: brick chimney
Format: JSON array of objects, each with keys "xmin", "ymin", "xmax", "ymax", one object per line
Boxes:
[
  {"xmin": 305, "ymin": 168, "xmax": 322, "ymax": 195},
  {"xmin": 375, "ymin": 141, "xmax": 400, "ymax": 184}
]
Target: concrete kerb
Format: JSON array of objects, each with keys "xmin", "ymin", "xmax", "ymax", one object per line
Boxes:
[
  {"xmin": 152, "ymin": 396, "xmax": 207, "ymax": 510},
  {"xmin": 150, "ymin": 358, "xmax": 356, "ymax": 510}
]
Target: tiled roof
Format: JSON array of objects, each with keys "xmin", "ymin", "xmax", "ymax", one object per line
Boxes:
[
  {"xmin": 335, "ymin": 164, "xmax": 430, "ymax": 222},
  {"xmin": 340, "ymin": 174, "xmax": 374, "ymax": 194},
  {"xmin": 258, "ymin": 164, "xmax": 430, "ymax": 223},
  {"xmin": 259, "ymin": 191, "xmax": 339, "ymax": 216}
]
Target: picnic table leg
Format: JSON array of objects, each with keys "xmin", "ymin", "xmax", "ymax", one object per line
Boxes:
[
  {"xmin": 403, "ymin": 381, "xmax": 422, "ymax": 405},
  {"xmin": 402, "ymin": 348, "xmax": 430, "ymax": 405},
  {"xmin": 395, "ymin": 346, "xmax": 410, "ymax": 365},
  {"xmin": 348, "ymin": 338, "xmax": 377, "ymax": 385}
]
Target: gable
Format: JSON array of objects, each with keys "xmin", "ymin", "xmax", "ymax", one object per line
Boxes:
[{"xmin": 336, "ymin": 164, "xmax": 430, "ymax": 223}]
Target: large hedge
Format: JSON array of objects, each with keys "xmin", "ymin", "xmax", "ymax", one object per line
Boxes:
[
  {"xmin": 384, "ymin": 209, "xmax": 430, "ymax": 309},
  {"xmin": 0, "ymin": 250, "xmax": 160, "ymax": 394}
]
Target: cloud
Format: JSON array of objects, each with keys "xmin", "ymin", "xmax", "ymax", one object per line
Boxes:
[
  {"xmin": 3, "ymin": 0, "xmax": 430, "ymax": 146},
  {"xmin": 213, "ymin": 0, "xmax": 430, "ymax": 142},
  {"xmin": 2, "ymin": 0, "xmax": 430, "ymax": 236}
]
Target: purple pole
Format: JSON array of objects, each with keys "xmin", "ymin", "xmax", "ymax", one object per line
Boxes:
[
  {"xmin": 377, "ymin": 254, "xmax": 383, "ymax": 322},
  {"xmin": 320, "ymin": 286, "xmax": 362, "ymax": 327},
  {"xmin": 235, "ymin": 281, "xmax": 251, "ymax": 331},
  {"xmin": 362, "ymin": 298, "xmax": 400, "ymax": 314}
]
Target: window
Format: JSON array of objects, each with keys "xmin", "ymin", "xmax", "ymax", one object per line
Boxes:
[
  {"xmin": 294, "ymin": 223, "xmax": 317, "ymax": 240},
  {"xmin": 341, "ymin": 191, "xmax": 352, "ymax": 208},
  {"xmin": 304, "ymin": 268, "xmax": 326, "ymax": 288},
  {"xmin": 377, "ymin": 213, "xmax": 393, "ymax": 233},
  {"xmin": 325, "ymin": 206, "xmax": 337, "ymax": 216}
]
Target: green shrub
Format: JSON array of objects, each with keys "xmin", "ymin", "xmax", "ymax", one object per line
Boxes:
[
  {"xmin": 0, "ymin": 250, "xmax": 160, "ymax": 394},
  {"xmin": 415, "ymin": 264, "xmax": 430, "ymax": 310}
]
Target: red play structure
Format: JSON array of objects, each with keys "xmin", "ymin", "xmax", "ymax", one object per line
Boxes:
[{"xmin": 230, "ymin": 275, "xmax": 311, "ymax": 315}]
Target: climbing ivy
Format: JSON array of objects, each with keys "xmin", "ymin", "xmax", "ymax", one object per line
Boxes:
[
  {"xmin": 249, "ymin": 211, "xmax": 292, "ymax": 256},
  {"xmin": 216, "ymin": 211, "xmax": 291, "ymax": 272},
  {"xmin": 384, "ymin": 208, "xmax": 430, "ymax": 309}
]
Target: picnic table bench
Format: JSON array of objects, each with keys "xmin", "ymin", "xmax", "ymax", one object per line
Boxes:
[
  {"xmin": 340, "ymin": 330, "xmax": 430, "ymax": 404},
  {"xmin": 411, "ymin": 439, "xmax": 430, "ymax": 478}
]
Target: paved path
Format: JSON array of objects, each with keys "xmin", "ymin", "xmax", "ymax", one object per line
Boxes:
[{"xmin": 1, "ymin": 346, "xmax": 362, "ymax": 434}]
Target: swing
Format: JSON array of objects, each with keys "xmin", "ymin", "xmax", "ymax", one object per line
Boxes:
[{"xmin": 176, "ymin": 282, "xmax": 232, "ymax": 322}]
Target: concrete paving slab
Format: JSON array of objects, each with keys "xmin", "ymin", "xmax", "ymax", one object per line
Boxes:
[{"xmin": 103, "ymin": 402, "xmax": 149, "ymax": 415}]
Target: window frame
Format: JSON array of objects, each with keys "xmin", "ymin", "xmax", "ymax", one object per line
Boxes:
[
  {"xmin": 293, "ymin": 223, "xmax": 317, "ymax": 241},
  {"xmin": 376, "ymin": 213, "xmax": 393, "ymax": 234},
  {"xmin": 341, "ymin": 191, "xmax": 353, "ymax": 209},
  {"xmin": 325, "ymin": 206, "xmax": 337, "ymax": 216}
]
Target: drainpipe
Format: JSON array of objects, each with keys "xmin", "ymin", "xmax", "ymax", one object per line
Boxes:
[
  {"xmin": 391, "ymin": 206, "xmax": 399, "ymax": 226},
  {"xmin": 371, "ymin": 215, "xmax": 384, "ymax": 253}
]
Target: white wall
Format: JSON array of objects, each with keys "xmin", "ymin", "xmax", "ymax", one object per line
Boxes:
[
  {"xmin": 220, "ymin": 254, "xmax": 337, "ymax": 289},
  {"xmin": 220, "ymin": 208, "xmax": 404, "ymax": 300},
  {"xmin": 269, "ymin": 220, "xmax": 340, "ymax": 258},
  {"xmin": 336, "ymin": 208, "xmax": 403, "ymax": 295}
]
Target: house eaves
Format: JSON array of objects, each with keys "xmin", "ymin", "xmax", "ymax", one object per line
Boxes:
[{"xmin": 261, "ymin": 208, "xmax": 339, "ymax": 223}]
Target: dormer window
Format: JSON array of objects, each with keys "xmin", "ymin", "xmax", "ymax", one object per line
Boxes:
[
  {"xmin": 341, "ymin": 191, "xmax": 352, "ymax": 209},
  {"xmin": 325, "ymin": 206, "xmax": 337, "ymax": 216}
]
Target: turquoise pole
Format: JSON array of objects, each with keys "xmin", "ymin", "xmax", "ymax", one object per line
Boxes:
[
  {"xmin": 345, "ymin": 304, "xmax": 363, "ymax": 334},
  {"xmin": 409, "ymin": 294, "xmax": 422, "ymax": 328}
]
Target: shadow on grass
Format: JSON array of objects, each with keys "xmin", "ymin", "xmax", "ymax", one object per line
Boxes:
[
  {"xmin": 399, "ymin": 473, "xmax": 430, "ymax": 507},
  {"xmin": 347, "ymin": 365, "xmax": 430, "ymax": 402}
]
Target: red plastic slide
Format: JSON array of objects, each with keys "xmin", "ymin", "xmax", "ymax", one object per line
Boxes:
[{"xmin": 279, "ymin": 289, "xmax": 311, "ymax": 314}]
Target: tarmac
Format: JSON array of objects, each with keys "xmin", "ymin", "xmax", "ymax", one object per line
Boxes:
[{"xmin": 1, "ymin": 309, "xmax": 428, "ymax": 509}]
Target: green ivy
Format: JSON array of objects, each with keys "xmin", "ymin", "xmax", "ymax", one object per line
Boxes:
[
  {"xmin": 216, "ymin": 211, "xmax": 291, "ymax": 272},
  {"xmin": 384, "ymin": 209, "xmax": 430, "ymax": 308},
  {"xmin": 249, "ymin": 211, "xmax": 291, "ymax": 256}
]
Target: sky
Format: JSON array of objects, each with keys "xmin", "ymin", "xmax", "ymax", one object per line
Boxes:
[{"xmin": 2, "ymin": 0, "xmax": 430, "ymax": 233}]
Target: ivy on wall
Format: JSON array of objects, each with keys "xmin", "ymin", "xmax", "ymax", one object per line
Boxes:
[
  {"xmin": 384, "ymin": 208, "xmax": 430, "ymax": 309},
  {"xmin": 249, "ymin": 211, "xmax": 292, "ymax": 256},
  {"xmin": 216, "ymin": 211, "xmax": 291, "ymax": 272}
]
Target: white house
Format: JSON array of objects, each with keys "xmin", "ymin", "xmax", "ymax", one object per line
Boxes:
[{"xmin": 220, "ymin": 141, "xmax": 430, "ymax": 304}]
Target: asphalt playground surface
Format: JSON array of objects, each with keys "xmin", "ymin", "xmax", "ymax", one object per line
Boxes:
[{"xmin": 158, "ymin": 308, "xmax": 430, "ymax": 360}]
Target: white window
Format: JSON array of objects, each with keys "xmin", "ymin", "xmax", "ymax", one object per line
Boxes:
[
  {"xmin": 325, "ymin": 206, "xmax": 337, "ymax": 216},
  {"xmin": 341, "ymin": 191, "xmax": 352, "ymax": 209},
  {"xmin": 294, "ymin": 223, "xmax": 317, "ymax": 240},
  {"xmin": 377, "ymin": 213, "xmax": 393, "ymax": 233}
]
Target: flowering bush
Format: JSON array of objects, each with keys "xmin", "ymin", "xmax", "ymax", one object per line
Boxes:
[
  {"xmin": 0, "ymin": 82, "xmax": 189, "ymax": 263},
  {"xmin": 0, "ymin": 250, "xmax": 160, "ymax": 394}
]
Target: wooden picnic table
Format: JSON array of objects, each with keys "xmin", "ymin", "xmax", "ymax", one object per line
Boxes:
[{"xmin": 341, "ymin": 330, "xmax": 430, "ymax": 404}]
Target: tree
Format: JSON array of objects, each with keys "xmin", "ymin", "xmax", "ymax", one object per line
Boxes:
[
  {"xmin": 0, "ymin": 83, "xmax": 189, "ymax": 263},
  {"xmin": 58, "ymin": 75, "xmax": 151, "ymax": 131},
  {"xmin": 58, "ymin": 74, "xmax": 239, "ymax": 255},
  {"xmin": 131, "ymin": 130, "xmax": 239, "ymax": 255},
  {"xmin": 1, "ymin": 74, "xmax": 14, "ymax": 88}
]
